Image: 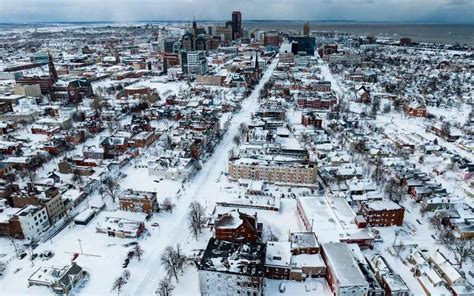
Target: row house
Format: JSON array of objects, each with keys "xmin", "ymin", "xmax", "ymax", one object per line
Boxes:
[
  {"xmin": 129, "ymin": 131, "xmax": 158, "ymax": 148},
  {"xmin": 296, "ymin": 96, "xmax": 337, "ymax": 110},
  {"xmin": 368, "ymin": 255, "xmax": 410, "ymax": 295},
  {"xmin": 10, "ymin": 186, "xmax": 66, "ymax": 224},
  {"xmin": 31, "ymin": 124, "xmax": 61, "ymax": 136}
]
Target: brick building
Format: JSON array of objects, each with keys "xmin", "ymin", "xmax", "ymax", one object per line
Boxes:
[
  {"xmin": 214, "ymin": 210, "xmax": 261, "ymax": 243},
  {"xmin": 228, "ymin": 159, "xmax": 317, "ymax": 185},
  {"xmin": 359, "ymin": 200, "xmax": 405, "ymax": 227},
  {"xmin": 118, "ymin": 189, "xmax": 158, "ymax": 214}
]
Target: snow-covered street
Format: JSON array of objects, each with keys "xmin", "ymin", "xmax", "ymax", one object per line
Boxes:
[{"xmin": 125, "ymin": 57, "xmax": 279, "ymax": 295}]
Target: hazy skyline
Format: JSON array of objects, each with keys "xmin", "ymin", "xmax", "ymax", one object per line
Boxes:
[{"xmin": 0, "ymin": 0, "xmax": 473, "ymax": 24}]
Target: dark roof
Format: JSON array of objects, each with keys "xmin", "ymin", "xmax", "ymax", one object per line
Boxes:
[{"xmin": 199, "ymin": 238, "xmax": 266, "ymax": 277}]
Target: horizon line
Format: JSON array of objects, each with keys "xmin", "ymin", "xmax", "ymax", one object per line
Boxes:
[{"xmin": 1, "ymin": 19, "xmax": 473, "ymax": 26}]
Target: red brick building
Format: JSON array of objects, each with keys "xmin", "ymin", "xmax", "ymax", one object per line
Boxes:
[
  {"xmin": 297, "ymin": 97, "xmax": 337, "ymax": 109},
  {"xmin": 301, "ymin": 112, "xmax": 322, "ymax": 128},
  {"xmin": 214, "ymin": 210, "xmax": 261, "ymax": 243},
  {"xmin": 118, "ymin": 189, "xmax": 158, "ymax": 214},
  {"xmin": 359, "ymin": 200, "xmax": 405, "ymax": 227},
  {"xmin": 403, "ymin": 101, "xmax": 427, "ymax": 117}
]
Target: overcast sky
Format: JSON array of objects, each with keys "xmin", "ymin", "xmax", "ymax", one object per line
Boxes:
[{"xmin": 0, "ymin": 0, "xmax": 473, "ymax": 23}]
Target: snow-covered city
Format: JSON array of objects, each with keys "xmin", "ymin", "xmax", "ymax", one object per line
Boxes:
[{"xmin": 0, "ymin": 4, "xmax": 473, "ymax": 296}]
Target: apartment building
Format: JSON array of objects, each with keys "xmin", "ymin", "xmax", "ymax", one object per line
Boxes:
[{"xmin": 228, "ymin": 158, "xmax": 317, "ymax": 184}]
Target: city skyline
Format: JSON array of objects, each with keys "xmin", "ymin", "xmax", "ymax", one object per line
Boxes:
[{"xmin": 0, "ymin": 0, "xmax": 473, "ymax": 24}]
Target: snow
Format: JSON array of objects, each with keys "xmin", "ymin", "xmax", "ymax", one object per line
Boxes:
[
  {"xmin": 264, "ymin": 278, "xmax": 332, "ymax": 295},
  {"xmin": 266, "ymin": 241, "xmax": 291, "ymax": 267},
  {"xmin": 321, "ymin": 242, "xmax": 368, "ymax": 288}
]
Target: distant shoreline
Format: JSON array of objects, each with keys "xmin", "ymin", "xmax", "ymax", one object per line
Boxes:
[
  {"xmin": 0, "ymin": 20, "xmax": 472, "ymax": 45},
  {"xmin": 0, "ymin": 20, "xmax": 473, "ymax": 25}
]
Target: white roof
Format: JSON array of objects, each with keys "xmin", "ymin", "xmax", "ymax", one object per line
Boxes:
[{"xmin": 266, "ymin": 241, "xmax": 291, "ymax": 268}]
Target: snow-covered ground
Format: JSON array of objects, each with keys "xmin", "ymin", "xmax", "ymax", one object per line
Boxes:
[{"xmin": 0, "ymin": 57, "xmax": 281, "ymax": 296}]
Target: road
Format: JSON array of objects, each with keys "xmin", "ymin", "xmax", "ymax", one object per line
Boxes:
[{"xmin": 127, "ymin": 57, "xmax": 279, "ymax": 295}]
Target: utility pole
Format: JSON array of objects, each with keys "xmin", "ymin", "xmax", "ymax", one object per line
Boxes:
[
  {"xmin": 78, "ymin": 239, "xmax": 83, "ymax": 254},
  {"xmin": 10, "ymin": 238, "xmax": 19, "ymax": 257}
]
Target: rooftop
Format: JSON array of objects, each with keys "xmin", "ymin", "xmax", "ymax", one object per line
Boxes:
[{"xmin": 199, "ymin": 238, "xmax": 266, "ymax": 277}]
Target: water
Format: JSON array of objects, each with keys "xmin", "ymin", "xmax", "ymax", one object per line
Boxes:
[
  {"xmin": 244, "ymin": 21, "xmax": 474, "ymax": 45},
  {"xmin": 1, "ymin": 21, "xmax": 472, "ymax": 45}
]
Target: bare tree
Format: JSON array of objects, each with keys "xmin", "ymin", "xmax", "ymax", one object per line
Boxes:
[
  {"xmin": 384, "ymin": 178, "xmax": 404, "ymax": 203},
  {"xmin": 111, "ymin": 275, "xmax": 126, "ymax": 295},
  {"xmin": 429, "ymin": 213, "xmax": 444, "ymax": 234},
  {"xmin": 24, "ymin": 169, "xmax": 37, "ymax": 186},
  {"xmin": 161, "ymin": 244, "xmax": 187, "ymax": 282},
  {"xmin": 239, "ymin": 123, "xmax": 249, "ymax": 137},
  {"xmin": 91, "ymin": 95, "xmax": 104, "ymax": 114},
  {"xmin": 441, "ymin": 122, "xmax": 451, "ymax": 138},
  {"xmin": 103, "ymin": 176, "xmax": 121, "ymax": 208},
  {"xmin": 370, "ymin": 97, "xmax": 380, "ymax": 116},
  {"xmin": 188, "ymin": 202, "xmax": 206, "ymax": 239},
  {"xmin": 157, "ymin": 277, "xmax": 175, "ymax": 296},
  {"xmin": 134, "ymin": 244, "xmax": 144, "ymax": 261},
  {"xmin": 72, "ymin": 170, "xmax": 84, "ymax": 186},
  {"xmin": 451, "ymin": 238, "xmax": 474, "ymax": 268},
  {"xmin": 162, "ymin": 197, "xmax": 175, "ymax": 213},
  {"xmin": 232, "ymin": 135, "xmax": 241, "ymax": 146}
]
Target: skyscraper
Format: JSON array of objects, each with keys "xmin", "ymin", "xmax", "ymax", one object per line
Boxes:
[{"xmin": 231, "ymin": 11, "xmax": 242, "ymax": 40}]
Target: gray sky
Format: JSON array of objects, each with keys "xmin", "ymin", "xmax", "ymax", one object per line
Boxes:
[{"xmin": 0, "ymin": 0, "xmax": 473, "ymax": 23}]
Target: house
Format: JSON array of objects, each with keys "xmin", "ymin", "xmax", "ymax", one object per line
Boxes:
[
  {"xmin": 214, "ymin": 210, "xmax": 261, "ymax": 243},
  {"xmin": 0, "ymin": 205, "xmax": 24, "ymax": 239},
  {"xmin": 368, "ymin": 255, "xmax": 410, "ymax": 295},
  {"xmin": 356, "ymin": 86, "xmax": 371, "ymax": 103},
  {"xmin": 118, "ymin": 189, "xmax": 158, "ymax": 214},
  {"xmin": 301, "ymin": 112, "xmax": 322, "ymax": 128},
  {"xmin": 148, "ymin": 157, "xmax": 196, "ymax": 181},
  {"xmin": 198, "ymin": 238, "xmax": 266, "ymax": 296},
  {"xmin": 403, "ymin": 100, "xmax": 427, "ymax": 117},
  {"xmin": 409, "ymin": 250, "xmax": 451, "ymax": 295},
  {"xmin": 429, "ymin": 251, "xmax": 465, "ymax": 288},
  {"xmin": 359, "ymin": 200, "xmax": 405, "ymax": 227},
  {"xmin": 28, "ymin": 262, "xmax": 86, "ymax": 294},
  {"xmin": 321, "ymin": 243, "xmax": 369, "ymax": 296}
]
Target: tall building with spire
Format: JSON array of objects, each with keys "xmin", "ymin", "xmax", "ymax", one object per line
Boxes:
[{"xmin": 303, "ymin": 22, "xmax": 310, "ymax": 36}]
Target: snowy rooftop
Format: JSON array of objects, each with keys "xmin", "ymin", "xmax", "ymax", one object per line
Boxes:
[
  {"xmin": 199, "ymin": 238, "xmax": 266, "ymax": 277},
  {"xmin": 266, "ymin": 241, "xmax": 291, "ymax": 267},
  {"xmin": 321, "ymin": 242, "xmax": 368, "ymax": 288}
]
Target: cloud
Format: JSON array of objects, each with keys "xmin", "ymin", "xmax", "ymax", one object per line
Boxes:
[{"xmin": 0, "ymin": 0, "xmax": 472, "ymax": 23}]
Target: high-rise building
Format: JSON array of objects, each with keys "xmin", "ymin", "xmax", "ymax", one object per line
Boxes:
[
  {"xmin": 303, "ymin": 22, "xmax": 310, "ymax": 36},
  {"xmin": 231, "ymin": 11, "xmax": 242, "ymax": 40}
]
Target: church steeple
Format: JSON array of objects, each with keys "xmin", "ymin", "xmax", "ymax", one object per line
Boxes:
[{"xmin": 48, "ymin": 52, "xmax": 58, "ymax": 82}]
